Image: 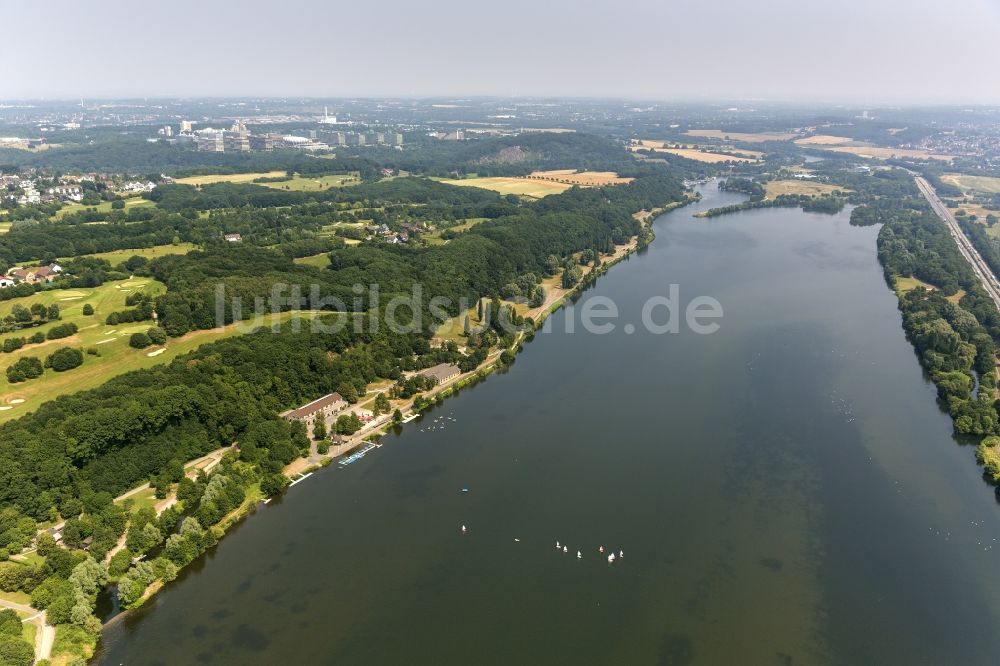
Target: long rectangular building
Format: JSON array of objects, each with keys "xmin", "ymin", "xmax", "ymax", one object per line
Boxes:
[{"xmin": 285, "ymin": 392, "xmax": 347, "ymax": 427}]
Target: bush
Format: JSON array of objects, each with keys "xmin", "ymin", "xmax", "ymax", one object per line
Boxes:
[
  {"xmin": 129, "ymin": 332, "xmax": 152, "ymax": 349},
  {"xmin": 0, "ymin": 638, "xmax": 34, "ymax": 666},
  {"xmin": 46, "ymin": 322, "xmax": 78, "ymax": 340},
  {"xmin": 6, "ymin": 357, "xmax": 43, "ymax": 383},
  {"xmin": 82, "ymin": 304, "xmax": 94, "ymax": 316},
  {"xmin": 146, "ymin": 327, "xmax": 167, "ymax": 346},
  {"xmin": 45, "ymin": 347, "xmax": 84, "ymax": 372},
  {"xmin": 260, "ymin": 474, "xmax": 289, "ymax": 497}
]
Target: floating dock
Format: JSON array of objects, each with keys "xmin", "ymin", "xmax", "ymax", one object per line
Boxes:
[{"xmin": 338, "ymin": 441, "xmax": 382, "ymax": 466}]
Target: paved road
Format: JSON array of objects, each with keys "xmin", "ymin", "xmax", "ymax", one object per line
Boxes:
[
  {"xmin": 0, "ymin": 599, "xmax": 53, "ymax": 662},
  {"xmin": 36, "ymin": 613, "xmax": 54, "ymax": 661},
  {"xmin": 0, "ymin": 598, "xmax": 37, "ymax": 616},
  {"xmin": 914, "ymin": 175, "xmax": 1000, "ymax": 309}
]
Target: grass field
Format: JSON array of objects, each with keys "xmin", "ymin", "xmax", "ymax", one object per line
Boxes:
[
  {"xmin": 54, "ymin": 197, "xmax": 154, "ymax": 220},
  {"xmin": 895, "ymin": 276, "xmax": 965, "ymax": 303},
  {"xmin": 424, "ymin": 217, "xmax": 489, "ymax": 244},
  {"xmin": 432, "ymin": 306, "xmax": 479, "ymax": 345},
  {"xmin": 764, "ymin": 180, "xmax": 849, "ymax": 198},
  {"xmin": 895, "ymin": 276, "xmax": 937, "ymax": 293},
  {"xmin": 0, "ymin": 277, "xmax": 166, "ymax": 419},
  {"xmin": 118, "ymin": 487, "xmax": 158, "ymax": 514},
  {"xmin": 258, "ymin": 173, "xmax": 359, "ymax": 191},
  {"xmin": 0, "ymin": 307, "xmax": 337, "ymax": 423},
  {"xmin": 942, "ymin": 174, "xmax": 1000, "ymax": 195},
  {"xmin": 0, "ymin": 589, "xmax": 32, "ymax": 607},
  {"xmin": 22, "ymin": 618, "xmax": 35, "ymax": 647},
  {"xmin": 527, "ymin": 170, "xmax": 633, "ymax": 186},
  {"xmin": 61, "ymin": 242, "xmax": 199, "ymax": 266},
  {"xmin": 174, "ymin": 171, "xmax": 287, "ymax": 186},
  {"xmin": 686, "ymin": 129, "xmax": 800, "ymax": 143},
  {"xmin": 435, "ymin": 176, "xmax": 571, "ymax": 198},
  {"xmin": 292, "ymin": 252, "xmax": 331, "ymax": 268}
]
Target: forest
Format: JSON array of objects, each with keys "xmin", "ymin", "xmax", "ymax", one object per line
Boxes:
[
  {"xmin": 865, "ymin": 201, "xmax": 1000, "ymax": 435},
  {"xmin": 146, "ymin": 175, "xmax": 684, "ymax": 336},
  {"xmin": 0, "ymin": 169, "xmax": 685, "ymax": 521}
]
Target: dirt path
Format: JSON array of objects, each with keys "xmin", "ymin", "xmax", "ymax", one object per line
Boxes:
[
  {"xmin": 105, "ymin": 446, "xmax": 229, "ymax": 562},
  {"xmin": 36, "ymin": 614, "xmax": 54, "ymax": 661}
]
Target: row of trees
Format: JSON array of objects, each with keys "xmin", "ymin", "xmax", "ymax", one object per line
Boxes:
[{"xmin": 872, "ymin": 199, "xmax": 1000, "ymax": 437}]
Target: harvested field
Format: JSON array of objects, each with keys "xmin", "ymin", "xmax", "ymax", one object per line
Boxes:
[
  {"xmin": 527, "ymin": 170, "xmax": 633, "ymax": 186},
  {"xmin": 764, "ymin": 180, "xmax": 850, "ymax": 198},
  {"xmin": 685, "ymin": 129, "xmax": 799, "ymax": 142}
]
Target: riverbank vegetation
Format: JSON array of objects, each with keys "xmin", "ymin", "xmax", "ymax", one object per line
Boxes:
[
  {"xmin": 864, "ymin": 197, "xmax": 1000, "ymax": 437},
  {"xmin": 0, "ymin": 129, "xmax": 691, "ymax": 655},
  {"xmin": 707, "ymin": 166, "xmax": 1000, "ymax": 484}
]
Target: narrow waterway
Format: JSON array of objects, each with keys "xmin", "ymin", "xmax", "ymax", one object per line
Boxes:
[{"xmin": 96, "ymin": 182, "xmax": 1000, "ymax": 664}]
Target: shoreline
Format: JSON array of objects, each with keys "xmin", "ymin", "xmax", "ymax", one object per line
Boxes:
[{"xmin": 94, "ymin": 194, "xmax": 690, "ymax": 632}]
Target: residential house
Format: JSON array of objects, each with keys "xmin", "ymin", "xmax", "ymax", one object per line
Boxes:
[
  {"xmin": 0, "ymin": 276, "xmax": 14, "ymax": 288},
  {"xmin": 224, "ymin": 233, "xmax": 242, "ymax": 242},
  {"xmin": 8, "ymin": 268, "xmax": 38, "ymax": 284},
  {"xmin": 47, "ymin": 184, "xmax": 83, "ymax": 202},
  {"xmin": 33, "ymin": 263, "xmax": 62, "ymax": 282}
]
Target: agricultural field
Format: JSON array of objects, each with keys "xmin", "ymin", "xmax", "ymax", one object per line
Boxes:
[
  {"xmin": 659, "ymin": 148, "xmax": 758, "ymax": 164},
  {"xmin": 174, "ymin": 171, "xmax": 286, "ymax": 186},
  {"xmin": 795, "ymin": 134, "xmax": 855, "ymax": 145},
  {"xmin": 686, "ymin": 129, "xmax": 800, "ymax": 142},
  {"xmin": 793, "ymin": 136, "xmax": 953, "ymax": 161},
  {"xmin": 435, "ymin": 176, "xmax": 571, "ymax": 198},
  {"xmin": 631, "ymin": 140, "xmax": 761, "ymax": 163},
  {"xmin": 824, "ymin": 145, "xmax": 953, "ymax": 161},
  {"xmin": 941, "ymin": 173, "xmax": 1000, "ymax": 195},
  {"xmin": 764, "ymin": 180, "xmax": 850, "ymax": 198},
  {"xmin": 54, "ymin": 196, "xmax": 155, "ymax": 219},
  {"xmin": 257, "ymin": 173, "xmax": 360, "ymax": 191},
  {"xmin": 62, "ymin": 242, "xmax": 199, "ymax": 266},
  {"xmin": 527, "ymin": 170, "xmax": 633, "ymax": 186}
]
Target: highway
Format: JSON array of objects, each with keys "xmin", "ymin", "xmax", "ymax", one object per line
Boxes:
[{"xmin": 914, "ymin": 175, "xmax": 1000, "ymax": 309}]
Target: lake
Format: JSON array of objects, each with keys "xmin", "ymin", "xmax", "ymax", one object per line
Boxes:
[{"xmin": 96, "ymin": 181, "xmax": 1000, "ymax": 665}]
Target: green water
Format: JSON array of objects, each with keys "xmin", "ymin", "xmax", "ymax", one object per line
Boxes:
[{"xmin": 96, "ymin": 182, "xmax": 1000, "ymax": 664}]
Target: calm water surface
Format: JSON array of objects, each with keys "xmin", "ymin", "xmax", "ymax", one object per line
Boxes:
[{"xmin": 97, "ymin": 182, "xmax": 1000, "ymax": 665}]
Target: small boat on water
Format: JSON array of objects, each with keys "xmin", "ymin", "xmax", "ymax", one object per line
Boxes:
[
  {"xmin": 608, "ymin": 553, "xmax": 616, "ymax": 564},
  {"xmin": 556, "ymin": 541, "xmax": 560, "ymax": 549},
  {"xmin": 461, "ymin": 525, "xmax": 467, "ymax": 534},
  {"xmin": 563, "ymin": 546, "xmax": 568, "ymax": 553},
  {"xmin": 577, "ymin": 551, "xmax": 582, "ymax": 559},
  {"xmin": 598, "ymin": 546, "xmax": 604, "ymax": 554}
]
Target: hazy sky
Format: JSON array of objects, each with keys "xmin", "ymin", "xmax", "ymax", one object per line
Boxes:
[{"xmin": 4, "ymin": 0, "xmax": 1000, "ymax": 103}]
